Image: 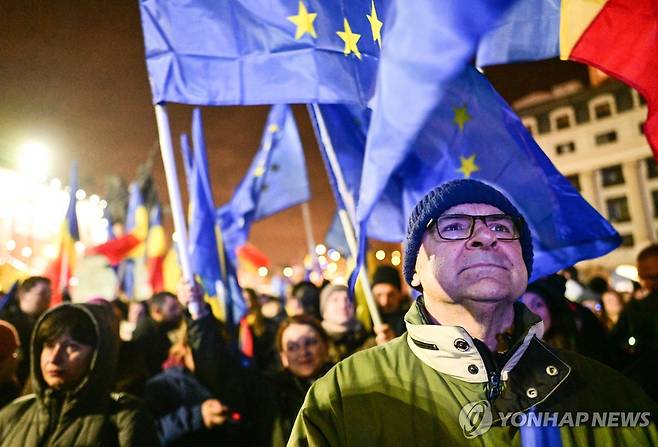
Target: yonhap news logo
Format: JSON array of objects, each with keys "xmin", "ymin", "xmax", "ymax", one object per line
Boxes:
[{"xmin": 458, "ymin": 401, "xmax": 651, "ymax": 438}]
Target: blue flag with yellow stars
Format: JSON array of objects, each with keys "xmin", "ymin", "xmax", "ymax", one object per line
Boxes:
[
  {"xmin": 217, "ymin": 104, "xmax": 310, "ymax": 255},
  {"xmin": 139, "ymin": 0, "xmax": 384, "ymax": 106},
  {"xmin": 187, "ymin": 108, "xmax": 246, "ymax": 326},
  {"xmin": 332, "ymin": 67, "xmax": 621, "ymax": 281}
]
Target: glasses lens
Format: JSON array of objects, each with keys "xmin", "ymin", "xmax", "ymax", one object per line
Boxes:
[
  {"xmin": 485, "ymin": 215, "xmax": 519, "ymax": 240},
  {"xmin": 435, "ymin": 215, "xmax": 473, "ymax": 240}
]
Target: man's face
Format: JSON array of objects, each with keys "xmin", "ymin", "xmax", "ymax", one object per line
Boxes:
[
  {"xmin": 155, "ymin": 296, "xmax": 183, "ymax": 326},
  {"xmin": 322, "ymin": 290, "xmax": 354, "ymax": 325},
  {"xmin": 19, "ymin": 281, "xmax": 51, "ymax": 317},
  {"xmin": 279, "ymin": 323, "xmax": 328, "ymax": 379},
  {"xmin": 637, "ymin": 255, "xmax": 658, "ymax": 293},
  {"xmin": 372, "ymin": 283, "xmax": 402, "ymax": 314},
  {"xmin": 413, "ymin": 203, "xmax": 527, "ymax": 307},
  {"xmin": 40, "ymin": 333, "xmax": 94, "ymax": 390}
]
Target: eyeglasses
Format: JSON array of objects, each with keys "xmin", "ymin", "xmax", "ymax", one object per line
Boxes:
[
  {"xmin": 285, "ymin": 337, "xmax": 320, "ymax": 354},
  {"xmin": 427, "ymin": 214, "xmax": 521, "ymax": 241}
]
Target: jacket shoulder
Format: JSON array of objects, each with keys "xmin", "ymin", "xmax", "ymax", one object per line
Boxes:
[
  {"xmin": 108, "ymin": 393, "xmax": 160, "ymax": 447},
  {"xmin": 0, "ymin": 394, "xmax": 37, "ymax": 439}
]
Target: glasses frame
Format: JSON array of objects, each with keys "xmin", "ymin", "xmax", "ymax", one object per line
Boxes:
[{"xmin": 427, "ymin": 213, "xmax": 522, "ymax": 241}]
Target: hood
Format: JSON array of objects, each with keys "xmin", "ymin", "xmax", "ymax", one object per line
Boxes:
[{"xmin": 30, "ymin": 303, "xmax": 119, "ymax": 403}]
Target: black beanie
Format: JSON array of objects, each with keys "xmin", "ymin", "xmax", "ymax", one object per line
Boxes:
[
  {"xmin": 403, "ymin": 179, "xmax": 533, "ymax": 290},
  {"xmin": 372, "ymin": 265, "xmax": 402, "ymax": 291}
]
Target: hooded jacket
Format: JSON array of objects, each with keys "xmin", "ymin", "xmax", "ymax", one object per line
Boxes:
[
  {"xmin": 289, "ymin": 300, "xmax": 658, "ymax": 446},
  {"xmin": 0, "ymin": 303, "xmax": 159, "ymax": 447}
]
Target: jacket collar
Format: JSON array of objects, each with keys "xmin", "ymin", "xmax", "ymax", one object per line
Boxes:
[{"xmin": 405, "ymin": 297, "xmax": 544, "ymax": 383}]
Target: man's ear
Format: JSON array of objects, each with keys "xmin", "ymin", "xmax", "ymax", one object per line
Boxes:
[{"xmin": 411, "ymin": 273, "xmax": 421, "ymax": 288}]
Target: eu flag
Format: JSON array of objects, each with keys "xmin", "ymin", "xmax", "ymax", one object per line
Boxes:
[
  {"xmin": 139, "ymin": 0, "xmax": 384, "ymax": 106},
  {"xmin": 328, "ymin": 67, "xmax": 621, "ymax": 281},
  {"xmin": 188, "ymin": 108, "xmax": 246, "ymax": 325},
  {"xmin": 217, "ymin": 104, "xmax": 310, "ymax": 255}
]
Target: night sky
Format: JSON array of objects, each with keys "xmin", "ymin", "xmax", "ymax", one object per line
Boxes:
[{"xmin": 1, "ymin": 1, "xmax": 590, "ymax": 267}]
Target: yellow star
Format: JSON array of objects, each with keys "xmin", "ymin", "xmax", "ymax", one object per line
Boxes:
[
  {"xmin": 254, "ymin": 165, "xmax": 266, "ymax": 177},
  {"xmin": 457, "ymin": 154, "xmax": 479, "ymax": 178},
  {"xmin": 268, "ymin": 124, "xmax": 279, "ymax": 133},
  {"xmin": 453, "ymin": 106, "xmax": 471, "ymax": 132},
  {"xmin": 287, "ymin": 1, "xmax": 317, "ymax": 40},
  {"xmin": 336, "ymin": 18, "xmax": 362, "ymax": 60},
  {"xmin": 366, "ymin": 0, "xmax": 383, "ymax": 48}
]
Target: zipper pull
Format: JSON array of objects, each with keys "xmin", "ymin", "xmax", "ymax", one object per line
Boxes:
[{"xmin": 487, "ymin": 371, "xmax": 501, "ymax": 401}]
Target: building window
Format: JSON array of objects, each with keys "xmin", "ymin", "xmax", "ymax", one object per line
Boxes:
[
  {"xmin": 556, "ymin": 141, "xmax": 576, "ymax": 155},
  {"xmin": 594, "ymin": 102, "xmax": 612, "ymax": 119},
  {"xmin": 566, "ymin": 174, "xmax": 581, "ymax": 191},
  {"xmin": 555, "ymin": 115, "xmax": 571, "ymax": 129},
  {"xmin": 550, "ymin": 107, "xmax": 575, "ymax": 131},
  {"xmin": 595, "ymin": 130, "xmax": 618, "ymax": 146},
  {"xmin": 589, "ymin": 95, "xmax": 616, "ymax": 120},
  {"xmin": 601, "ymin": 165, "xmax": 625, "ymax": 186},
  {"xmin": 646, "ymin": 157, "xmax": 658, "ymax": 178},
  {"xmin": 620, "ymin": 234, "xmax": 635, "ymax": 247},
  {"xmin": 606, "ymin": 196, "xmax": 631, "ymax": 222},
  {"xmin": 652, "ymin": 190, "xmax": 658, "ymax": 217}
]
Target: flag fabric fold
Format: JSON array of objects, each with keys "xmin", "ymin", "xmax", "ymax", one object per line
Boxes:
[
  {"xmin": 45, "ymin": 162, "xmax": 80, "ymax": 306},
  {"xmin": 217, "ymin": 104, "xmax": 310, "ymax": 255},
  {"xmin": 337, "ymin": 67, "xmax": 621, "ymax": 281},
  {"xmin": 139, "ymin": 0, "xmax": 383, "ymax": 106},
  {"xmin": 146, "ymin": 204, "xmax": 167, "ymax": 293},
  {"xmin": 187, "ymin": 108, "xmax": 246, "ymax": 326},
  {"xmin": 119, "ymin": 183, "xmax": 149, "ymax": 298}
]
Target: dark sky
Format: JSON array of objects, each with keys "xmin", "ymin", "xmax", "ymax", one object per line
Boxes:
[{"xmin": 1, "ymin": 1, "xmax": 590, "ymax": 267}]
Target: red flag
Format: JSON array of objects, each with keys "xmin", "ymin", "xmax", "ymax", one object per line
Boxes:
[{"xmin": 569, "ymin": 0, "xmax": 658, "ymax": 157}]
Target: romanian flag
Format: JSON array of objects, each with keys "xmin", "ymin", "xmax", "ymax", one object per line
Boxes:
[
  {"xmin": 88, "ymin": 184, "xmax": 149, "ymax": 266},
  {"xmin": 146, "ymin": 204, "xmax": 167, "ymax": 293},
  {"xmin": 120, "ymin": 183, "xmax": 149, "ymax": 298},
  {"xmin": 236, "ymin": 242, "xmax": 270, "ymax": 273},
  {"xmin": 45, "ymin": 163, "xmax": 80, "ymax": 306},
  {"xmin": 562, "ymin": 0, "xmax": 658, "ymax": 158}
]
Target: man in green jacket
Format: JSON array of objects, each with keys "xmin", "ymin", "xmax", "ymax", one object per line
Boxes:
[{"xmin": 289, "ymin": 179, "xmax": 658, "ymax": 446}]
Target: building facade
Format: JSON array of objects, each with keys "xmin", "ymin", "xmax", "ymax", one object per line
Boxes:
[{"xmin": 515, "ymin": 78, "xmax": 652, "ymax": 272}]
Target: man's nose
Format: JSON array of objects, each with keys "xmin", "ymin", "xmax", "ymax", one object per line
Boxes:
[{"xmin": 467, "ymin": 221, "xmax": 498, "ymax": 249}]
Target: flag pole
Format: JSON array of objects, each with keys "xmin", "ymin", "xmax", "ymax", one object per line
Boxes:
[
  {"xmin": 154, "ymin": 104, "xmax": 192, "ymax": 281},
  {"xmin": 300, "ymin": 202, "xmax": 318, "ymax": 269},
  {"xmin": 309, "ymin": 103, "xmax": 382, "ymax": 328}
]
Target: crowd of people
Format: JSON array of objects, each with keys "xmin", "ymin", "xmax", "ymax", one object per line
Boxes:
[{"xmin": 0, "ymin": 180, "xmax": 657, "ymax": 445}]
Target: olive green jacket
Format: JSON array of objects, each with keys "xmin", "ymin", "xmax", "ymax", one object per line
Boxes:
[
  {"xmin": 289, "ymin": 301, "xmax": 658, "ymax": 446},
  {"xmin": 0, "ymin": 304, "xmax": 159, "ymax": 447}
]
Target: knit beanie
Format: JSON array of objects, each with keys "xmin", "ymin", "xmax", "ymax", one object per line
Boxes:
[
  {"xmin": 319, "ymin": 284, "xmax": 349, "ymax": 316},
  {"xmin": 372, "ymin": 265, "xmax": 402, "ymax": 291},
  {"xmin": 403, "ymin": 179, "xmax": 533, "ymax": 290}
]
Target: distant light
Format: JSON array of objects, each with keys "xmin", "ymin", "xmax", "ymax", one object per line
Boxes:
[
  {"xmin": 89, "ymin": 194, "xmax": 100, "ymax": 206},
  {"xmin": 333, "ymin": 276, "xmax": 346, "ymax": 285},
  {"xmin": 76, "ymin": 189, "xmax": 87, "ymax": 201},
  {"xmin": 327, "ymin": 262, "xmax": 338, "ymax": 273},
  {"xmin": 391, "ymin": 256, "xmax": 401, "ymax": 267},
  {"xmin": 258, "ymin": 266, "xmax": 269, "ymax": 277},
  {"xmin": 49, "ymin": 178, "xmax": 62, "ymax": 189},
  {"xmin": 69, "ymin": 276, "xmax": 79, "ymax": 287},
  {"xmin": 100, "ymin": 218, "xmax": 109, "ymax": 228},
  {"xmin": 172, "ymin": 232, "xmax": 179, "ymax": 243},
  {"xmin": 615, "ymin": 265, "xmax": 639, "ymax": 283},
  {"xmin": 375, "ymin": 250, "xmax": 386, "ymax": 261},
  {"xmin": 318, "ymin": 255, "xmax": 327, "ymax": 265},
  {"xmin": 44, "ymin": 244, "xmax": 58, "ymax": 259},
  {"xmin": 309, "ymin": 271, "xmax": 323, "ymax": 283},
  {"xmin": 315, "ymin": 244, "xmax": 327, "ymax": 256},
  {"xmin": 21, "ymin": 246, "xmax": 32, "ymax": 258},
  {"xmin": 628, "ymin": 336, "xmax": 636, "ymax": 346},
  {"xmin": 18, "ymin": 140, "xmax": 51, "ymax": 181},
  {"xmin": 392, "ymin": 250, "xmax": 401, "ymax": 258},
  {"xmin": 5, "ymin": 240, "xmax": 16, "ymax": 251},
  {"xmin": 283, "ymin": 266, "xmax": 294, "ymax": 278},
  {"xmin": 328, "ymin": 249, "xmax": 341, "ymax": 262},
  {"xmin": 99, "ymin": 199, "xmax": 108, "ymax": 209},
  {"xmin": 74, "ymin": 241, "xmax": 86, "ymax": 254}
]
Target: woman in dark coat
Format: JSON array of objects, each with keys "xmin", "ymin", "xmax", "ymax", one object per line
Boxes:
[{"xmin": 0, "ymin": 303, "xmax": 158, "ymax": 446}]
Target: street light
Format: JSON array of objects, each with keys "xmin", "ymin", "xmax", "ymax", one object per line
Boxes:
[{"xmin": 17, "ymin": 140, "xmax": 51, "ymax": 181}]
